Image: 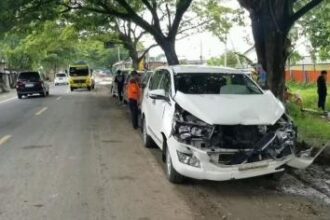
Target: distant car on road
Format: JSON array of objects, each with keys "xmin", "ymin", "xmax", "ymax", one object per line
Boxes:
[
  {"xmin": 16, "ymin": 71, "xmax": 50, "ymax": 99},
  {"xmin": 54, "ymin": 73, "xmax": 69, "ymax": 86}
]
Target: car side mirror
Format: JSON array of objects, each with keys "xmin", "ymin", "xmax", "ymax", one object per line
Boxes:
[{"xmin": 149, "ymin": 89, "xmax": 169, "ymax": 101}]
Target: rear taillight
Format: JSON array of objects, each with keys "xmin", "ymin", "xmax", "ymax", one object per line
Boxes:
[{"xmin": 16, "ymin": 80, "xmax": 24, "ymax": 88}]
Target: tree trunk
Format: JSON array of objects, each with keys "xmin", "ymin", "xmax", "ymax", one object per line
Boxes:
[
  {"xmin": 249, "ymin": 2, "xmax": 291, "ymax": 101},
  {"xmin": 157, "ymin": 38, "xmax": 179, "ymax": 65}
]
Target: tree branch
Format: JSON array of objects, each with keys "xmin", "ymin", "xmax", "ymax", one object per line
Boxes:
[
  {"xmin": 138, "ymin": 44, "xmax": 158, "ymax": 62},
  {"xmin": 168, "ymin": 0, "xmax": 193, "ymax": 40},
  {"xmin": 289, "ymin": 0, "xmax": 323, "ymax": 25}
]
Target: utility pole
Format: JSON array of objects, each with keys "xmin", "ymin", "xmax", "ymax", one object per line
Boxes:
[
  {"xmin": 224, "ymin": 34, "xmax": 227, "ymax": 67},
  {"xmin": 117, "ymin": 47, "xmax": 121, "ymax": 62}
]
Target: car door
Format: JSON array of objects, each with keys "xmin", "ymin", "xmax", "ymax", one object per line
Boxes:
[
  {"xmin": 149, "ymin": 70, "xmax": 172, "ymax": 143},
  {"xmin": 144, "ymin": 70, "xmax": 164, "ymax": 144}
]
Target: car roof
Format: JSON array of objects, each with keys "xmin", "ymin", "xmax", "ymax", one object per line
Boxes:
[
  {"xmin": 19, "ymin": 71, "xmax": 39, "ymax": 74},
  {"xmin": 156, "ymin": 65, "xmax": 245, "ymax": 74}
]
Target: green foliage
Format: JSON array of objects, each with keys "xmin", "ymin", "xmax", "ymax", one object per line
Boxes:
[
  {"xmin": 300, "ymin": 2, "xmax": 330, "ymax": 60},
  {"xmin": 207, "ymin": 51, "xmax": 246, "ymax": 68},
  {"xmin": 193, "ymin": 0, "xmax": 234, "ymax": 43},
  {"xmin": 0, "ymin": 20, "xmax": 126, "ymax": 73}
]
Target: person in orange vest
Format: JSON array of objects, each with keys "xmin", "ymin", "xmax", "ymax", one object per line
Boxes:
[{"xmin": 127, "ymin": 70, "xmax": 141, "ymax": 129}]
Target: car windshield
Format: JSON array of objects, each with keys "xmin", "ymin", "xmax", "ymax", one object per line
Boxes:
[
  {"xmin": 56, "ymin": 73, "xmax": 66, "ymax": 77},
  {"xmin": 174, "ymin": 73, "xmax": 262, "ymax": 95},
  {"xmin": 69, "ymin": 67, "xmax": 89, "ymax": 76},
  {"xmin": 18, "ymin": 72, "xmax": 40, "ymax": 80}
]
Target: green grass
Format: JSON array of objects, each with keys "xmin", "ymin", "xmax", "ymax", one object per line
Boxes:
[
  {"xmin": 285, "ymin": 83, "xmax": 330, "ymax": 141},
  {"xmin": 287, "ymin": 81, "xmax": 330, "ymax": 110}
]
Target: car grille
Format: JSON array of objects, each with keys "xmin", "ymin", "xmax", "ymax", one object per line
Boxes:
[{"xmin": 73, "ymin": 79, "xmax": 86, "ymax": 84}]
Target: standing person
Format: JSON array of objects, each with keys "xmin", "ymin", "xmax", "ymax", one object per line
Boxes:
[
  {"xmin": 127, "ymin": 70, "xmax": 141, "ymax": 129},
  {"xmin": 114, "ymin": 70, "xmax": 124, "ymax": 102},
  {"xmin": 317, "ymin": 70, "xmax": 327, "ymax": 111}
]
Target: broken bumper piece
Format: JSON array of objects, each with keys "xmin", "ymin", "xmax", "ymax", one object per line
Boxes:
[
  {"xmin": 167, "ymin": 137, "xmax": 289, "ymax": 181},
  {"xmin": 167, "ymin": 137, "xmax": 326, "ymax": 181},
  {"xmin": 287, "ymin": 145, "xmax": 327, "ymax": 169}
]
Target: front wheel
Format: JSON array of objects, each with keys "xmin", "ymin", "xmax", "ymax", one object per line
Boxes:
[
  {"xmin": 166, "ymin": 144, "xmax": 185, "ymax": 184},
  {"xmin": 17, "ymin": 94, "xmax": 22, "ymax": 99},
  {"xmin": 87, "ymin": 86, "xmax": 91, "ymax": 91},
  {"xmin": 142, "ymin": 117, "xmax": 154, "ymax": 148},
  {"xmin": 70, "ymin": 87, "xmax": 74, "ymax": 92}
]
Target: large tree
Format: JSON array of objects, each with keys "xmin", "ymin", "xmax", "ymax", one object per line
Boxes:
[
  {"xmin": 17, "ymin": 0, "xmax": 194, "ymax": 65},
  {"xmin": 238, "ymin": 0, "xmax": 324, "ymax": 99}
]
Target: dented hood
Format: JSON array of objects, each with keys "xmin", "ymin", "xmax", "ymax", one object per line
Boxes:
[{"xmin": 174, "ymin": 91, "xmax": 285, "ymax": 125}]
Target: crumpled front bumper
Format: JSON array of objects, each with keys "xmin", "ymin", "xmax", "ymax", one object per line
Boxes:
[{"xmin": 167, "ymin": 137, "xmax": 326, "ymax": 181}]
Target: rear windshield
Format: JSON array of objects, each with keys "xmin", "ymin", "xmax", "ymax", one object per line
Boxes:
[
  {"xmin": 18, "ymin": 72, "xmax": 40, "ymax": 80},
  {"xmin": 69, "ymin": 67, "xmax": 89, "ymax": 76},
  {"xmin": 175, "ymin": 73, "xmax": 262, "ymax": 95},
  {"xmin": 56, "ymin": 73, "xmax": 66, "ymax": 77}
]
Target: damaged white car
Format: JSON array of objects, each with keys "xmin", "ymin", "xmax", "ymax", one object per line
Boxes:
[{"xmin": 141, "ymin": 65, "xmax": 324, "ymax": 183}]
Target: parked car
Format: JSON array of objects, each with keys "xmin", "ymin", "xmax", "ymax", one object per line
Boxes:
[
  {"xmin": 141, "ymin": 65, "xmax": 323, "ymax": 183},
  {"xmin": 54, "ymin": 72, "xmax": 69, "ymax": 86},
  {"xmin": 16, "ymin": 71, "xmax": 50, "ymax": 99}
]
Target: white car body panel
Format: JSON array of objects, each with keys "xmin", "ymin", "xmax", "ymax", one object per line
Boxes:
[
  {"xmin": 141, "ymin": 65, "xmax": 322, "ymax": 182},
  {"xmin": 174, "ymin": 91, "xmax": 285, "ymax": 125}
]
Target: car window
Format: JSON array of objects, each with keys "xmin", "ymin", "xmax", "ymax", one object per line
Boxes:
[
  {"xmin": 175, "ymin": 73, "xmax": 262, "ymax": 95},
  {"xmin": 18, "ymin": 72, "xmax": 40, "ymax": 80},
  {"xmin": 158, "ymin": 70, "xmax": 171, "ymax": 97},
  {"xmin": 148, "ymin": 71, "xmax": 163, "ymax": 90},
  {"xmin": 56, "ymin": 73, "xmax": 67, "ymax": 77}
]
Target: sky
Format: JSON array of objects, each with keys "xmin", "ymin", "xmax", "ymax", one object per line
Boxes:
[{"xmin": 146, "ymin": 0, "xmax": 254, "ymax": 61}]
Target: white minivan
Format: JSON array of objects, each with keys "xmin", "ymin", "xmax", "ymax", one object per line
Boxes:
[
  {"xmin": 54, "ymin": 72, "xmax": 69, "ymax": 86},
  {"xmin": 141, "ymin": 65, "xmax": 323, "ymax": 183}
]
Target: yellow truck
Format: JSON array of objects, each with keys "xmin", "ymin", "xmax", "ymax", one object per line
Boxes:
[{"xmin": 68, "ymin": 63, "xmax": 95, "ymax": 91}]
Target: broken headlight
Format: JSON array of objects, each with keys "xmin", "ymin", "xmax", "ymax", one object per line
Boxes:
[
  {"xmin": 177, "ymin": 151, "xmax": 201, "ymax": 168},
  {"xmin": 172, "ymin": 105, "xmax": 214, "ymax": 142}
]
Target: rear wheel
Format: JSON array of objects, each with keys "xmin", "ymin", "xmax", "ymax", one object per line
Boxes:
[
  {"xmin": 17, "ymin": 94, "xmax": 22, "ymax": 99},
  {"xmin": 165, "ymin": 143, "xmax": 185, "ymax": 184}
]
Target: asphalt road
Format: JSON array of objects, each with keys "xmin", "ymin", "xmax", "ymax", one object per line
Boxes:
[{"xmin": 0, "ymin": 84, "xmax": 329, "ymax": 220}]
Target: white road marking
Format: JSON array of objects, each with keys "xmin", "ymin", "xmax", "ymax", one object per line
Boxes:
[
  {"xmin": 56, "ymin": 96, "xmax": 62, "ymax": 101},
  {"xmin": 35, "ymin": 107, "xmax": 48, "ymax": 116},
  {"xmin": 0, "ymin": 135, "xmax": 12, "ymax": 146},
  {"xmin": 0, "ymin": 97, "xmax": 16, "ymax": 105}
]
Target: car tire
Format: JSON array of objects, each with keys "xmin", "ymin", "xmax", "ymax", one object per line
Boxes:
[
  {"xmin": 142, "ymin": 117, "xmax": 154, "ymax": 148},
  {"xmin": 46, "ymin": 91, "xmax": 49, "ymax": 96},
  {"xmin": 165, "ymin": 142, "xmax": 185, "ymax": 184},
  {"xmin": 87, "ymin": 86, "xmax": 91, "ymax": 91},
  {"xmin": 17, "ymin": 94, "xmax": 22, "ymax": 99},
  {"xmin": 266, "ymin": 171, "xmax": 285, "ymax": 180},
  {"xmin": 40, "ymin": 91, "xmax": 46, "ymax": 97},
  {"xmin": 70, "ymin": 87, "xmax": 74, "ymax": 92}
]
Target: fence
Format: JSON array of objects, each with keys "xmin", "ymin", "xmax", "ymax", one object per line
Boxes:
[{"xmin": 286, "ymin": 63, "xmax": 330, "ymax": 84}]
